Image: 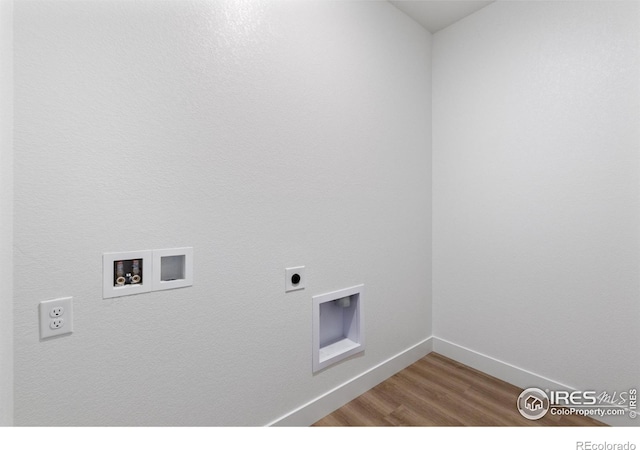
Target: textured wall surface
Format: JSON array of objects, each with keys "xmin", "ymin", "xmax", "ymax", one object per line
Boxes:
[
  {"xmin": 433, "ymin": 0, "xmax": 639, "ymax": 405},
  {"xmin": 0, "ymin": 0, "xmax": 14, "ymax": 427},
  {"xmin": 13, "ymin": 0, "xmax": 432, "ymax": 425}
]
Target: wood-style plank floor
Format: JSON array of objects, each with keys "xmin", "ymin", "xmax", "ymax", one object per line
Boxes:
[{"xmin": 313, "ymin": 353, "xmax": 606, "ymax": 426}]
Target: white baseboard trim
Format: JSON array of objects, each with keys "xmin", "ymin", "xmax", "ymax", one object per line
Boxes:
[
  {"xmin": 433, "ymin": 337, "xmax": 570, "ymax": 392},
  {"xmin": 268, "ymin": 336, "xmax": 634, "ymax": 427},
  {"xmin": 432, "ymin": 337, "xmax": 636, "ymax": 427},
  {"xmin": 266, "ymin": 337, "xmax": 433, "ymax": 426}
]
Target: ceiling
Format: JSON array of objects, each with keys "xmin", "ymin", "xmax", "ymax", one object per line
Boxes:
[{"xmin": 389, "ymin": 1, "xmax": 495, "ymax": 33}]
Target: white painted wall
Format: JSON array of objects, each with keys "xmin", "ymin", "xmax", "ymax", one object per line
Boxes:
[
  {"xmin": 13, "ymin": 0, "xmax": 431, "ymax": 425},
  {"xmin": 0, "ymin": 0, "xmax": 14, "ymax": 427},
  {"xmin": 433, "ymin": 0, "xmax": 639, "ymax": 414}
]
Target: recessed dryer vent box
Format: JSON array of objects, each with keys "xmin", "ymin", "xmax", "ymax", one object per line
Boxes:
[
  {"xmin": 103, "ymin": 250, "xmax": 153, "ymax": 298},
  {"xmin": 312, "ymin": 284, "xmax": 364, "ymax": 373},
  {"xmin": 153, "ymin": 247, "xmax": 193, "ymax": 291}
]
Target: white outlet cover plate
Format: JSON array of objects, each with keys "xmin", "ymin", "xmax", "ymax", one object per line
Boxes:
[
  {"xmin": 152, "ymin": 247, "xmax": 193, "ymax": 291},
  {"xmin": 40, "ymin": 297, "xmax": 73, "ymax": 339},
  {"xmin": 103, "ymin": 250, "xmax": 153, "ymax": 298},
  {"xmin": 285, "ymin": 266, "xmax": 305, "ymax": 292}
]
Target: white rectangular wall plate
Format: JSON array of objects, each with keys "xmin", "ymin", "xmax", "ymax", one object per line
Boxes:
[
  {"xmin": 103, "ymin": 250, "xmax": 153, "ymax": 298},
  {"xmin": 152, "ymin": 247, "xmax": 193, "ymax": 291},
  {"xmin": 39, "ymin": 297, "xmax": 73, "ymax": 339},
  {"xmin": 285, "ymin": 266, "xmax": 305, "ymax": 292}
]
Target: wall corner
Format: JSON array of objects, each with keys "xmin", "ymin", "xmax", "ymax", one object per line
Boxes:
[{"xmin": 0, "ymin": 0, "xmax": 15, "ymax": 427}]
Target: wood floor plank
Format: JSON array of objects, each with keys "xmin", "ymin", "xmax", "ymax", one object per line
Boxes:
[
  {"xmin": 312, "ymin": 353, "xmax": 607, "ymax": 427},
  {"xmin": 377, "ymin": 378, "xmax": 466, "ymax": 426}
]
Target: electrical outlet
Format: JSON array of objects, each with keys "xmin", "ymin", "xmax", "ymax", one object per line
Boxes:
[
  {"xmin": 50, "ymin": 306, "xmax": 64, "ymax": 318},
  {"xmin": 40, "ymin": 297, "xmax": 73, "ymax": 339}
]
